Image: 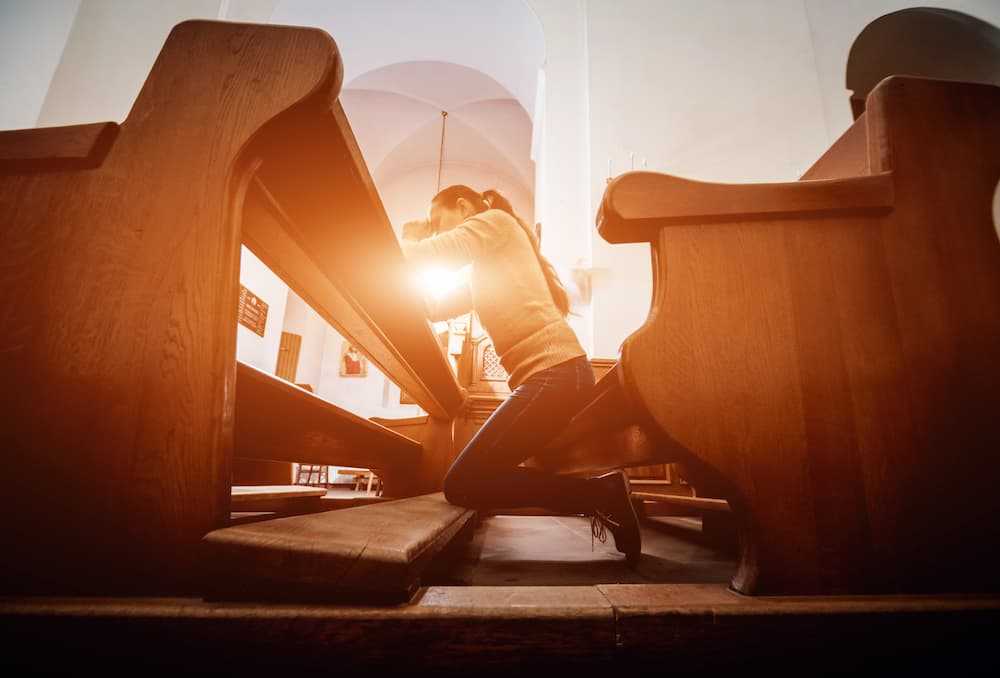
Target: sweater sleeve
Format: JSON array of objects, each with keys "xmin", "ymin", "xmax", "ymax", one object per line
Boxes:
[
  {"xmin": 400, "ymin": 211, "xmax": 510, "ymax": 269},
  {"xmin": 425, "ymin": 283, "xmax": 473, "ymax": 322}
]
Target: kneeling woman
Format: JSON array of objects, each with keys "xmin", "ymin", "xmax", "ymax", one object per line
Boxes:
[{"xmin": 400, "ymin": 185, "xmax": 641, "ymax": 566}]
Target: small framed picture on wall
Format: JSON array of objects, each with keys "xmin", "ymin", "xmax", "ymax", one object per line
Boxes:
[{"xmin": 339, "ymin": 341, "xmax": 367, "ymax": 377}]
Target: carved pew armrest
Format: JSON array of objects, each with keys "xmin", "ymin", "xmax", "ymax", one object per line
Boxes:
[
  {"xmin": 0, "ymin": 122, "xmax": 119, "ymax": 172},
  {"xmin": 598, "ymin": 170, "xmax": 894, "ymax": 244}
]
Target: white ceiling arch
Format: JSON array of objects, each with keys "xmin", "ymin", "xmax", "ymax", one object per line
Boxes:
[
  {"xmin": 371, "ymin": 110, "xmax": 530, "ymax": 191},
  {"xmin": 340, "ymin": 61, "xmax": 533, "ymax": 186},
  {"xmin": 269, "ymin": 0, "xmax": 545, "ymax": 116}
]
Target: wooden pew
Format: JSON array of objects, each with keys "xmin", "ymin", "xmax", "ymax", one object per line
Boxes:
[
  {"xmin": 230, "ymin": 485, "xmax": 327, "ymax": 515},
  {"xmin": 533, "ymin": 76, "xmax": 1000, "ymax": 596},
  {"xmin": 0, "ymin": 20, "xmax": 469, "ymax": 597}
]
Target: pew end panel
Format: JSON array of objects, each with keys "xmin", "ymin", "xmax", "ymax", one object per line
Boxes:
[
  {"xmin": 0, "ymin": 20, "xmax": 343, "ymax": 595},
  {"xmin": 602, "ymin": 76, "xmax": 1000, "ymax": 595}
]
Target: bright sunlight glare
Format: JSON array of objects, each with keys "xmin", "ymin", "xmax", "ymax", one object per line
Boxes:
[{"xmin": 418, "ymin": 265, "xmax": 472, "ymax": 300}]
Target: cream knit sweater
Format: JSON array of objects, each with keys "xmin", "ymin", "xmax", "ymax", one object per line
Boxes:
[{"xmin": 401, "ymin": 209, "xmax": 586, "ymax": 390}]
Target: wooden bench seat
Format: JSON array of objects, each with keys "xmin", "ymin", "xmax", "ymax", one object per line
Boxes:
[
  {"xmin": 630, "ymin": 492, "xmax": 730, "ymax": 513},
  {"xmin": 202, "ymin": 492, "xmax": 475, "ymax": 603},
  {"xmin": 234, "ymin": 360, "xmax": 422, "ymax": 474},
  {"xmin": 230, "ymin": 485, "xmax": 327, "ymax": 515},
  {"xmin": 229, "ymin": 494, "xmax": 394, "ymax": 526}
]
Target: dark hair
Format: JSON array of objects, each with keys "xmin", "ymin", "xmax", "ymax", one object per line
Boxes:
[{"xmin": 431, "ymin": 185, "xmax": 573, "ymax": 317}]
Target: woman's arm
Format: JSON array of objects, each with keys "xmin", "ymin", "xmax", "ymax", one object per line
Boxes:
[
  {"xmin": 400, "ymin": 212, "xmax": 510, "ymax": 269},
  {"xmin": 402, "ymin": 219, "xmax": 434, "ymax": 242}
]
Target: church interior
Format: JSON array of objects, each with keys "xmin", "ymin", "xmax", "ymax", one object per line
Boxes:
[{"xmin": 1, "ymin": 0, "xmax": 999, "ymax": 673}]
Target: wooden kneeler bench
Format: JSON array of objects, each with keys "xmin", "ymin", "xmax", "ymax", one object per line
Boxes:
[{"xmin": 202, "ymin": 493, "xmax": 475, "ymax": 603}]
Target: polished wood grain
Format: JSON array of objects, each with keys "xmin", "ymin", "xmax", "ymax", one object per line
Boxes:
[
  {"xmin": 0, "ymin": 122, "xmax": 118, "ymax": 171},
  {"xmin": 230, "ymin": 485, "xmax": 327, "ymax": 503},
  {"xmin": 605, "ymin": 76, "xmax": 1000, "ymax": 595},
  {"xmin": 202, "ymin": 492, "xmax": 475, "ymax": 602},
  {"xmin": 598, "ymin": 169, "xmax": 893, "ymax": 243},
  {"xmin": 232, "ymin": 458, "xmax": 294, "ymax": 486},
  {"xmin": 2, "ymin": 587, "xmax": 997, "ymax": 672},
  {"xmin": 0, "ymin": 20, "xmax": 341, "ymax": 594},
  {"xmin": 235, "ymin": 360, "xmax": 422, "ymax": 472},
  {"xmin": 230, "ymin": 485, "xmax": 327, "ymax": 514},
  {"xmin": 243, "ymin": 173, "xmax": 462, "ymax": 420},
  {"xmin": 800, "ymin": 112, "xmax": 870, "ymax": 180},
  {"xmin": 630, "ymin": 492, "xmax": 730, "ymax": 513},
  {"xmin": 369, "ymin": 415, "xmax": 431, "ymax": 443}
]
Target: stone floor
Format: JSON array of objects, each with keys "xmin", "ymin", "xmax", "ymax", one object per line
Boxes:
[{"xmin": 424, "ymin": 514, "xmax": 737, "ymax": 586}]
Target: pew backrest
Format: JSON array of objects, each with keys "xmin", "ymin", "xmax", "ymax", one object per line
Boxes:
[
  {"xmin": 0, "ymin": 20, "xmax": 461, "ymax": 594},
  {"xmin": 594, "ymin": 76, "xmax": 1000, "ymax": 595}
]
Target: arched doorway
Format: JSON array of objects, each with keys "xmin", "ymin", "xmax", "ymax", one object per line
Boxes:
[{"xmin": 846, "ymin": 7, "xmax": 1000, "ymax": 118}]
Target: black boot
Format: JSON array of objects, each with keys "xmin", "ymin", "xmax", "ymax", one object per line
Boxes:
[{"xmin": 589, "ymin": 470, "xmax": 642, "ymax": 567}]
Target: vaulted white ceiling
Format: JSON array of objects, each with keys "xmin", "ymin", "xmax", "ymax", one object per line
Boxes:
[
  {"xmin": 269, "ymin": 0, "xmax": 543, "ymax": 223},
  {"xmin": 270, "ymin": 0, "xmax": 545, "ymax": 115},
  {"xmin": 340, "ymin": 61, "xmax": 533, "ymax": 190},
  {"xmin": 271, "ymin": 0, "xmax": 545, "ymax": 226}
]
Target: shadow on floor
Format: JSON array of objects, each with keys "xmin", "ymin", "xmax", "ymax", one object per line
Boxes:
[{"xmin": 424, "ymin": 514, "xmax": 737, "ymax": 586}]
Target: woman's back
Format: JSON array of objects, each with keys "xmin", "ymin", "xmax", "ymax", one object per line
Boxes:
[{"xmin": 466, "ymin": 209, "xmax": 585, "ymax": 389}]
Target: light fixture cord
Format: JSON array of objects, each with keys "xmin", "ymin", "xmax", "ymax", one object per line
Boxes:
[{"xmin": 436, "ymin": 110, "xmax": 448, "ymax": 193}]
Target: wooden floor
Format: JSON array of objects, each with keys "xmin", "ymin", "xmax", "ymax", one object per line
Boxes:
[
  {"xmin": 3, "ymin": 512, "xmax": 998, "ymax": 674},
  {"xmin": 424, "ymin": 514, "xmax": 736, "ymax": 586}
]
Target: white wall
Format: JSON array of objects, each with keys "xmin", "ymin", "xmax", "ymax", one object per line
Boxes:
[
  {"xmin": 317, "ymin": 326, "xmax": 424, "ymax": 420},
  {"xmin": 33, "ymin": 0, "xmax": 276, "ymax": 127},
  {"xmin": 0, "ymin": 0, "xmax": 80, "ymax": 130},
  {"xmin": 526, "ymin": 0, "xmax": 595, "ymax": 355},
  {"xmin": 279, "ymin": 290, "xmax": 327, "ymax": 389},
  {"xmin": 237, "ymin": 246, "xmax": 289, "ymax": 374},
  {"xmin": 579, "ymin": 0, "xmax": 1000, "ymax": 358}
]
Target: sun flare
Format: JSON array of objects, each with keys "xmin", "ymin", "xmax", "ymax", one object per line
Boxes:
[{"xmin": 418, "ymin": 265, "xmax": 472, "ymax": 300}]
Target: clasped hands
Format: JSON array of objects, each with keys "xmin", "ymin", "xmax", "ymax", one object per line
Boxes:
[{"xmin": 402, "ymin": 218, "xmax": 433, "ymax": 243}]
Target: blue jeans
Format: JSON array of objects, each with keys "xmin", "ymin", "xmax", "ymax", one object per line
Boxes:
[{"xmin": 443, "ymin": 354, "xmax": 598, "ymax": 513}]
